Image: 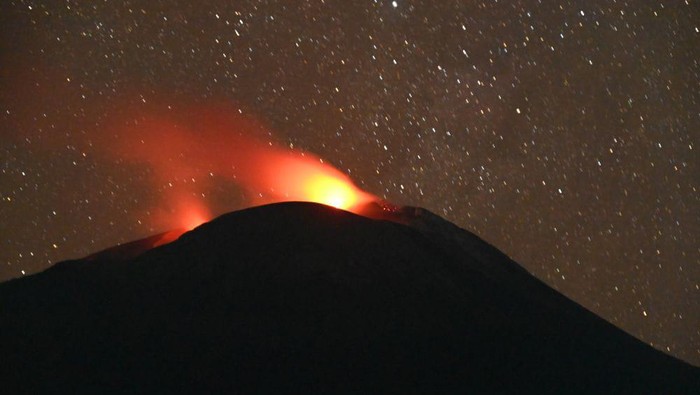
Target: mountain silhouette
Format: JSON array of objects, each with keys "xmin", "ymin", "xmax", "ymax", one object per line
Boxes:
[{"xmin": 1, "ymin": 202, "xmax": 697, "ymax": 393}]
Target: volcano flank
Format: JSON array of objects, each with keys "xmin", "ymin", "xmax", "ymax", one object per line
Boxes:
[{"xmin": 1, "ymin": 202, "xmax": 697, "ymax": 393}]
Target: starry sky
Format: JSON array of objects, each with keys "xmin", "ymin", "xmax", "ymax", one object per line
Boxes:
[{"xmin": 1, "ymin": 0, "xmax": 698, "ymax": 365}]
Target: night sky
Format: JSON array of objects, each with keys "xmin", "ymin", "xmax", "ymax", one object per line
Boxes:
[{"xmin": 1, "ymin": 1, "xmax": 698, "ymax": 365}]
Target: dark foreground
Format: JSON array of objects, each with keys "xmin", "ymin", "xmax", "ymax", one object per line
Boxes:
[{"xmin": 1, "ymin": 202, "xmax": 697, "ymax": 393}]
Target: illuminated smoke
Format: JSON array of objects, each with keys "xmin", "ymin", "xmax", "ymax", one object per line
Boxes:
[{"xmin": 102, "ymin": 101, "xmax": 376, "ymax": 231}]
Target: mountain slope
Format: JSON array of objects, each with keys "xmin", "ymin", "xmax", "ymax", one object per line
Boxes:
[{"xmin": 1, "ymin": 202, "xmax": 697, "ymax": 393}]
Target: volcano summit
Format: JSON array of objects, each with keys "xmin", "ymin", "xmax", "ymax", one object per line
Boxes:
[{"xmin": 1, "ymin": 202, "xmax": 697, "ymax": 393}]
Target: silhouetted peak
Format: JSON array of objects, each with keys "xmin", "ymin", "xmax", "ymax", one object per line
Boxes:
[{"xmin": 2, "ymin": 201, "xmax": 697, "ymax": 393}]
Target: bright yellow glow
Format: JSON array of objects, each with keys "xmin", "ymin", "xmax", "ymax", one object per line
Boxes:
[{"xmin": 306, "ymin": 175, "xmax": 358, "ymax": 210}]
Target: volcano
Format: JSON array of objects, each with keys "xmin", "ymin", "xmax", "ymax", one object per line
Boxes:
[{"xmin": 1, "ymin": 202, "xmax": 697, "ymax": 393}]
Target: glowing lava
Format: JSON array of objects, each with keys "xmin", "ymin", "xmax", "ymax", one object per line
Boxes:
[
  {"xmin": 260, "ymin": 152, "xmax": 375, "ymax": 213},
  {"xmin": 181, "ymin": 207, "xmax": 208, "ymax": 230},
  {"xmin": 172, "ymin": 195, "xmax": 210, "ymax": 231},
  {"xmin": 150, "ymin": 198, "xmax": 210, "ymax": 247},
  {"xmin": 307, "ymin": 175, "xmax": 357, "ymax": 209},
  {"xmin": 102, "ymin": 100, "xmax": 378, "ymax": 235}
]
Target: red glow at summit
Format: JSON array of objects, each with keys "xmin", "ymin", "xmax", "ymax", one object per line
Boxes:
[{"xmin": 104, "ymin": 100, "xmax": 377, "ymax": 233}]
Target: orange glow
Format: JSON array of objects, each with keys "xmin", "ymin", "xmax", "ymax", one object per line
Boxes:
[
  {"xmin": 101, "ymin": 100, "xmax": 377, "ymax": 236},
  {"xmin": 151, "ymin": 197, "xmax": 210, "ymax": 247},
  {"xmin": 180, "ymin": 206, "xmax": 208, "ymax": 230},
  {"xmin": 153, "ymin": 228, "xmax": 187, "ymax": 247},
  {"xmin": 258, "ymin": 152, "xmax": 375, "ymax": 213},
  {"xmin": 153, "ymin": 194, "xmax": 211, "ymax": 241},
  {"xmin": 307, "ymin": 175, "xmax": 356, "ymax": 209},
  {"xmin": 170, "ymin": 194, "xmax": 211, "ymax": 231}
]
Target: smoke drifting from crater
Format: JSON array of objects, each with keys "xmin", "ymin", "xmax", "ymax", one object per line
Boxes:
[{"xmin": 100, "ymin": 100, "xmax": 376, "ymax": 231}]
